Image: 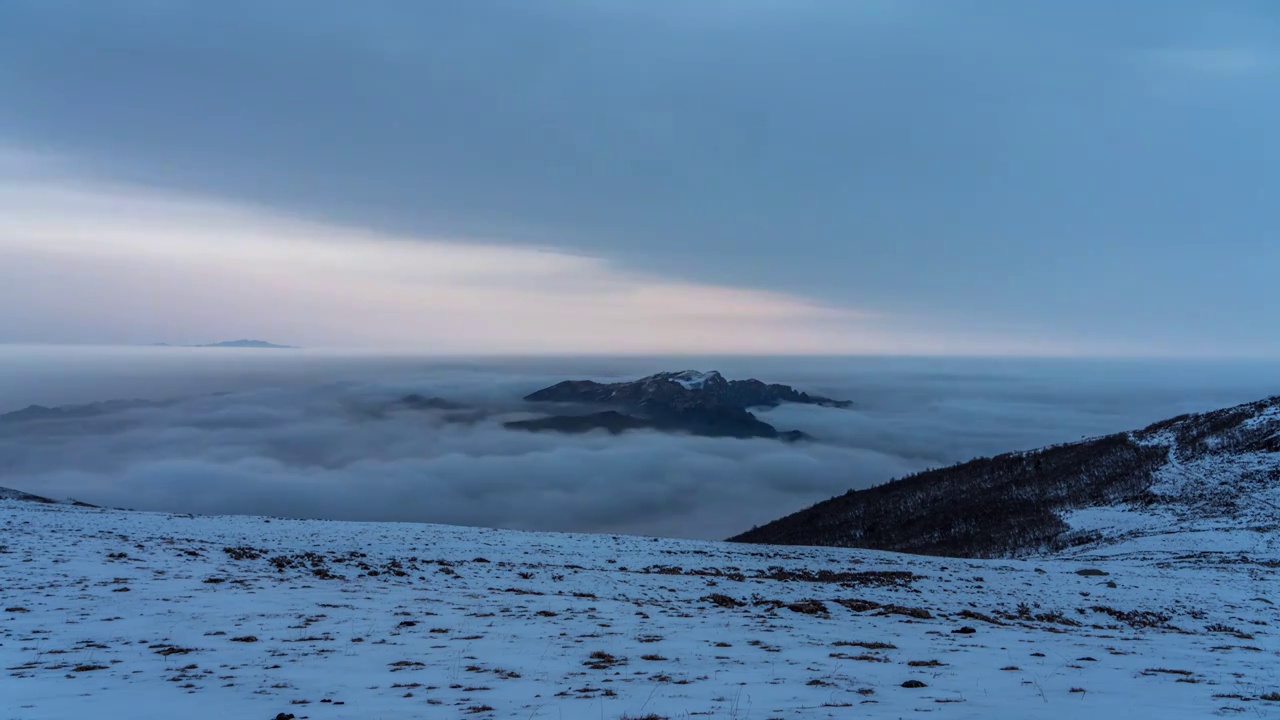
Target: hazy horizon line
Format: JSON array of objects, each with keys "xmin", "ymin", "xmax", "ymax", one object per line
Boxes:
[{"xmin": 3, "ymin": 341, "xmax": 1280, "ymax": 363}]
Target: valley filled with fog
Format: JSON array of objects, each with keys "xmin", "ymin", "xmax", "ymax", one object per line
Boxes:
[{"xmin": 1, "ymin": 345, "xmax": 1276, "ymax": 539}]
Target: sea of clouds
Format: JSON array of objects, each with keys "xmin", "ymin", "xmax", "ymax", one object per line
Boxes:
[{"xmin": 1, "ymin": 347, "xmax": 1275, "ymax": 539}]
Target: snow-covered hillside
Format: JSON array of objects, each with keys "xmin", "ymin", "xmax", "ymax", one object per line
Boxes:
[
  {"xmin": 735, "ymin": 396, "xmax": 1280, "ymax": 558},
  {"xmin": 3, "ymin": 498, "xmax": 1278, "ymax": 719},
  {"xmin": 1053, "ymin": 397, "xmax": 1280, "ymax": 562}
]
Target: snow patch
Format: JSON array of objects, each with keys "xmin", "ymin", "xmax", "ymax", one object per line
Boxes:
[{"xmin": 665, "ymin": 369, "xmax": 721, "ymax": 389}]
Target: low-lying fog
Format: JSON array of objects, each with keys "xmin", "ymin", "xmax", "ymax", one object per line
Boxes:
[{"xmin": 1, "ymin": 345, "xmax": 1275, "ymax": 539}]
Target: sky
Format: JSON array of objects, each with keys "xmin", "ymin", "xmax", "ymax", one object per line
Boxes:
[{"xmin": 0, "ymin": 1, "xmax": 1277, "ymax": 355}]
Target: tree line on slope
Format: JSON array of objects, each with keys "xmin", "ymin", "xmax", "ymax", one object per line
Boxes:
[{"xmin": 730, "ymin": 433, "xmax": 1168, "ymax": 558}]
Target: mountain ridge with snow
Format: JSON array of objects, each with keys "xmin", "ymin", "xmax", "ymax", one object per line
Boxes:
[{"xmin": 733, "ymin": 395, "xmax": 1280, "ymax": 558}]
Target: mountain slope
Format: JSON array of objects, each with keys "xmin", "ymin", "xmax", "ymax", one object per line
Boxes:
[
  {"xmin": 732, "ymin": 396, "xmax": 1280, "ymax": 558},
  {"xmin": 0, "ymin": 486, "xmax": 59, "ymax": 503},
  {"xmin": 0, "ymin": 485, "xmax": 97, "ymax": 507}
]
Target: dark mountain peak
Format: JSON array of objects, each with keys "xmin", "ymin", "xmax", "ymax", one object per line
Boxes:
[
  {"xmin": 524, "ymin": 380, "xmax": 608, "ymax": 403},
  {"xmin": 516, "ymin": 371, "xmax": 848, "ymax": 441},
  {"xmin": 1, "ymin": 404, "xmax": 59, "ymax": 423},
  {"xmin": 732, "ymin": 394, "xmax": 1280, "ymax": 558},
  {"xmin": 200, "ymin": 339, "xmax": 297, "ymax": 349},
  {"xmin": 523, "ymin": 370, "xmax": 850, "ymax": 410},
  {"xmin": 1, "ymin": 398, "xmax": 165, "ymax": 424}
]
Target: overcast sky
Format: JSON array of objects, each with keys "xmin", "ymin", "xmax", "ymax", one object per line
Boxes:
[{"xmin": 1, "ymin": 1, "xmax": 1277, "ymax": 355}]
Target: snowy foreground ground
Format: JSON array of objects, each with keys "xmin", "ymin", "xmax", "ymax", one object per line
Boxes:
[{"xmin": 3, "ymin": 500, "xmax": 1279, "ymax": 719}]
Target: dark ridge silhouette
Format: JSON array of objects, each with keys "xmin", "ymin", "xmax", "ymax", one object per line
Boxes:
[
  {"xmin": 505, "ymin": 409, "xmax": 808, "ymax": 442},
  {"xmin": 514, "ymin": 370, "xmax": 845, "ymax": 441}
]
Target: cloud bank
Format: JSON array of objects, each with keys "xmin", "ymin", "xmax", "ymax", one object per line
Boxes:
[{"xmin": 2, "ymin": 352, "xmax": 1275, "ymax": 539}]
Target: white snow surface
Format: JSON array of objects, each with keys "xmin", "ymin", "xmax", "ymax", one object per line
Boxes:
[
  {"xmin": 4, "ymin": 500, "xmax": 1279, "ymax": 719},
  {"xmin": 1059, "ymin": 403, "xmax": 1280, "ymax": 560},
  {"xmin": 661, "ymin": 370, "xmax": 721, "ymax": 390}
]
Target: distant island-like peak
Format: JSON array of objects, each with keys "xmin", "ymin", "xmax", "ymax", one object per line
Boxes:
[
  {"xmin": 508, "ymin": 370, "xmax": 851, "ymax": 441},
  {"xmin": 523, "ymin": 370, "xmax": 851, "ymax": 410},
  {"xmin": 149, "ymin": 339, "xmax": 298, "ymax": 349}
]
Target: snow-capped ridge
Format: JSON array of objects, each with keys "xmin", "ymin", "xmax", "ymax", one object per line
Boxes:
[
  {"xmin": 735, "ymin": 394, "xmax": 1280, "ymax": 559},
  {"xmin": 652, "ymin": 369, "xmax": 723, "ymax": 390}
]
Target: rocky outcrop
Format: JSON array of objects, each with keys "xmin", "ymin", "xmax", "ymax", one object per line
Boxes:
[
  {"xmin": 511, "ymin": 370, "xmax": 847, "ymax": 440},
  {"xmin": 524, "ymin": 370, "xmax": 850, "ymax": 409}
]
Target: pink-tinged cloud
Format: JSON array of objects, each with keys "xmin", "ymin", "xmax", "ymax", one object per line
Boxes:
[{"xmin": 0, "ymin": 147, "xmax": 1085, "ymax": 355}]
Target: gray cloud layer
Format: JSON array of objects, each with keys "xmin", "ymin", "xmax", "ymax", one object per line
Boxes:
[
  {"xmin": 2, "ymin": 1, "xmax": 1278, "ymax": 352},
  {"xmin": 2, "ymin": 351, "xmax": 1275, "ymax": 538}
]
